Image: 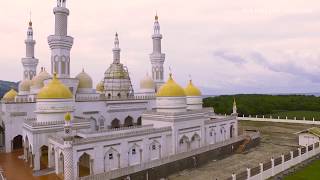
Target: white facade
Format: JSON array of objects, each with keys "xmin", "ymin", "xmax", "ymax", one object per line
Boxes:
[
  {"xmin": 0, "ymin": 1, "xmax": 239, "ymax": 180},
  {"xmin": 299, "ymin": 133, "xmax": 320, "ymax": 146}
]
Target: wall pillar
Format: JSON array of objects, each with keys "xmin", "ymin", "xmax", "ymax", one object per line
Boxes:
[
  {"xmin": 33, "ymin": 151, "xmax": 40, "ymax": 171},
  {"xmin": 271, "ymin": 158, "xmax": 275, "ymax": 176},
  {"xmin": 297, "ymin": 148, "xmax": 301, "ymax": 162},
  {"xmin": 290, "ymin": 151, "xmax": 293, "ymax": 167},
  {"xmin": 247, "ymin": 168, "xmax": 251, "ymax": 180},
  {"xmin": 281, "ymin": 154, "xmax": 285, "ymax": 171},
  {"xmin": 232, "ymin": 173, "xmax": 236, "ymax": 180},
  {"xmin": 259, "ymin": 163, "xmax": 263, "ymax": 180}
]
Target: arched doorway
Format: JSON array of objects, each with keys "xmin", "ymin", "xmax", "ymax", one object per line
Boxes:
[
  {"xmin": 58, "ymin": 153, "xmax": 64, "ymax": 178},
  {"xmin": 12, "ymin": 135, "xmax": 23, "ymax": 150},
  {"xmin": 111, "ymin": 119, "xmax": 120, "ymax": 128},
  {"xmin": 190, "ymin": 134, "xmax": 201, "ymax": 149},
  {"xmin": 40, "ymin": 145, "xmax": 49, "ymax": 170},
  {"xmin": 124, "ymin": 116, "xmax": 134, "ymax": 127},
  {"xmin": 104, "ymin": 148, "xmax": 119, "ymax": 171},
  {"xmin": 230, "ymin": 125, "xmax": 235, "ymax": 138},
  {"xmin": 137, "ymin": 117, "xmax": 142, "ymax": 126},
  {"xmin": 78, "ymin": 153, "xmax": 91, "ymax": 177},
  {"xmin": 179, "ymin": 136, "xmax": 190, "ymax": 153},
  {"xmin": 149, "ymin": 140, "xmax": 161, "ymax": 160},
  {"xmin": 0, "ymin": 125, "xmax": 4, "ymax": 147},
  {"xmin": 128, "ymin": 144, "xmax": 141, "ymax": 166}
]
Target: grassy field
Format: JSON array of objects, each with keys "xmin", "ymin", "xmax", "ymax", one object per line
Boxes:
[
  {"xmin": 269, "ymin": 111, "xmax": 320, "ymax": 120},
  {"xmin": 284, "ymin": 160, "xmax": 320, "ymax": 180}
]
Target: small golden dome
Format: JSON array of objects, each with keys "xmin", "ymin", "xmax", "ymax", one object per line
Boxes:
[
  {"xmin": 32, "ymin": 68, "xmax": 51, "ymax": 88},
  {"xmin": 140, "ymin": 74, "xmax": 155, "ymax": 89},
  {"xmin": 64, "ymin": 112, "xmax": 71, "ymax": 121},
  {"xmin": 184, "ymin": 80, "xmax": 202, "ymax": 96},
  {"xmin": 3, "ymin": 89, "xmax": 18, "ymax": 101},
  {"xmin": 76, "ymin": 69, "xmax": 93, "ymax": 89},
  {"xmin": 156, "ymin": 74, "xmax": 186, "ymax": 97},
  {"xmin": 37, "ymin": 73, "xmax": 73, "ymax": 99},
  {"xmin": 19, "ymin": 79, "xmax": 32, "ymax": 92},
  {"xmin": 96, "ymin": 81, "xmax": 104, "ymax": 92}
]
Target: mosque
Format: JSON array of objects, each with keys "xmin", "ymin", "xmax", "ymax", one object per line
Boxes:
[{"xmin": 0, "ymin": 0, "xmax": 239, "ymax": 180}]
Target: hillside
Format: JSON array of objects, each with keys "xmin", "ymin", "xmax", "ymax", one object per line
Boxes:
[
  {"xmin": 0, "ymin": 80, "xmax": 18, "ymax": 98},
  {"xmin": 203, "ymin": 94, "xmax": 320, "ymax": 117}
]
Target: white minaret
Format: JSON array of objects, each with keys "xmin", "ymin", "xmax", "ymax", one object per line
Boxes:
[
  {"xmin": 21, "ymin": 20, "xmax": 39, "ymax": 80},
  {"xmin": 48, "ymin": 0, "xmax": 74, "ymax": 78},
  {"xmin": 150, "ymin": 14, "xmax": 166, "ymax": 91}
]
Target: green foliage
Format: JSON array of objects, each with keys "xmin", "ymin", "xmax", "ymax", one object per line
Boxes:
[
  {"xmin": 284, "ymin": 159, "xmax": 320, "ymax": 180},
  {"xmin": 203, "ymin": 94, "xmax": 320, "ymax": 116}
]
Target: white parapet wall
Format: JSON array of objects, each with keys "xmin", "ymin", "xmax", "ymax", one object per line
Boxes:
[
  {"xmin": 229, "ymin": 142, "xmax": 320, "ymax": 180},
  {"xmin": 238, "ymin": 116, "xmax": 320, "ymax": 125}
]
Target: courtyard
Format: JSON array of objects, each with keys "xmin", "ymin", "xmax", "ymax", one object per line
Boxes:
[{"xmin": 169, "ymin": 120, "xmax": 319, "ymax": 180}]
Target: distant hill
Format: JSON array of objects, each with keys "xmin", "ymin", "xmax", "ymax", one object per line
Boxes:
[
  {"xmin": 203, "ymin": 94, "xmax": 320, "ymax": 116},
  {"xmin": 0, "ymin": 80, "xmax": 18, "ymax": 98}
]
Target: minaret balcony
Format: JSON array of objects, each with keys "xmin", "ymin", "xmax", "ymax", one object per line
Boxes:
[{"xmin": 48, "ymin": 35, "xmax": 74, "ymax": 49}]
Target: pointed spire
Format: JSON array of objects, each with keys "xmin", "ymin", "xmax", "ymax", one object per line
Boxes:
[
  {"xmin": 114, "ymin": 32, "xmax": 119, "ymax": 48},
  {"xmin": 233, "ymin": 97, "xmax": 237, "ymax": 114},
  {"xmin": 113, "ymin": 33, "xmax": 121, "ymax": 64},
  {"xmin": 153, "ymin": 13, "xmax": 160, "ymax": 35},
  {"xmin": 28, "ymin": 11, "xmax": 32, "ymax": 27}
]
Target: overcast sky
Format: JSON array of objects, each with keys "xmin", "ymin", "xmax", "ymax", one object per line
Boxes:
[{"xmin": 2, "ymin": 0, "xmax": 320, "ymax": 95}]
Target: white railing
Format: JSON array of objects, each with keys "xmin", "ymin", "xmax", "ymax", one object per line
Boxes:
[
  {"xmin": 80, "ymin": 132, "xmax": 260, "ymax": 180},
  {"xmin": 238, "ymin": 115, "xmax": 320, "ymax": 125},
  {"xmin": 229, "ymin": 142, "xmax": 320, "ymax": 180}
]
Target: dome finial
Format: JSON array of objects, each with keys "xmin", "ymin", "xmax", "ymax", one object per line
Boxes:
[
  {"xmin": 65, "ymin": 112, "xmax": 71, "ymax": 121},
  {"xmin": 28, "ymin": 11, "xmax": 32, "ymax": 26},
  {"xmin": 155, "ymin": 12, "xmax": 158, "ymax": 21},
  {"xmin": 53, "ymin": 72, "xmax": 57, "ymax": 79}
]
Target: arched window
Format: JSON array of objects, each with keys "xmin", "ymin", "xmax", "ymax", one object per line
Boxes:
[
  {"xmin": 111, "ymin": 119, "xmax": 120, "ymax": 128},
  {"xmin": 78, "ymin": 153, "xmax": 91, "ymax": 177},
  {"xmin": 137, "ymin": 117, "xmax": 142, "ymax": 126},
  {"xmin": 124, "ymin": 116, "xmax": 134, "ymax": 127}
]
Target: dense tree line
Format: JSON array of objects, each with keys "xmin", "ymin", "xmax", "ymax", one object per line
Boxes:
[{"xmin": 203, "ymin": 94, "xmax": 320, "ymax": 116}]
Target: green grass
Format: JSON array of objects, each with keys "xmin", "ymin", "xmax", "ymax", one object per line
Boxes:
[
  {"xmin": 284, "ymin": 160, "xmax": 320, "ymax": 180},
  {"xmin": 269, "ymin": 111, "xmax": 320, "ymax": 121}
]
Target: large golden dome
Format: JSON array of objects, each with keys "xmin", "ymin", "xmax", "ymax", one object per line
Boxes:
[
  {"xmin": 3, "ymin": 89, "xmax": 18, "ymax": 101},
  {"xmin": 184, "ymin": 80, "xmax": 202, "ymax": 96},
  {"xmin": 37, "ymin": 73, "xmax": 73, "ymax": 99},
  {"xmin": 96, "ymin": 81, "xmax": 104, "ymax": 92},
  {"xmin": 19, "ymin": 79, "xmax": 32, "ymax": 92},
  {"xmin": 76, "ymin": 69, "xmax": 93, "ymax": 89},
  {"xmin": 140, "ymin": 74, "xmax": 155, "ymax": 89},
  {"xmin": 32, "ymin": 68, "xmax": 51, "ymax": 88},
  {"xmin": 156, "ymin": 74, "xmax": 186, "ymax": 97}
]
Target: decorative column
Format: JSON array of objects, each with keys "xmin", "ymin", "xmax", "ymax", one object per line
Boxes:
[{"xmin": 63, "ymin": 112, "xmax": 74, "ymax": 180}]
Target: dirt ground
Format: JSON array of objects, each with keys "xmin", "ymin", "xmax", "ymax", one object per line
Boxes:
[{"xmin": 169, "ymin": 120, "xmax": 319, "ymax": 180}]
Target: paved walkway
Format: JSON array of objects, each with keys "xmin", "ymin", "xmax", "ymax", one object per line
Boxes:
[{"xmin": 0, "ymin": 150, "xmax": 60, "ymax": 180}]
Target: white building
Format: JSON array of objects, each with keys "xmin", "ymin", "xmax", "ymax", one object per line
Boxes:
[
  {"xmin": 298, "ymin": 127, "xmax": 320, "ymax": 147},
  {"xmin": 0, "ymin": 1, "xmax": 239, "ymax": 180}
]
